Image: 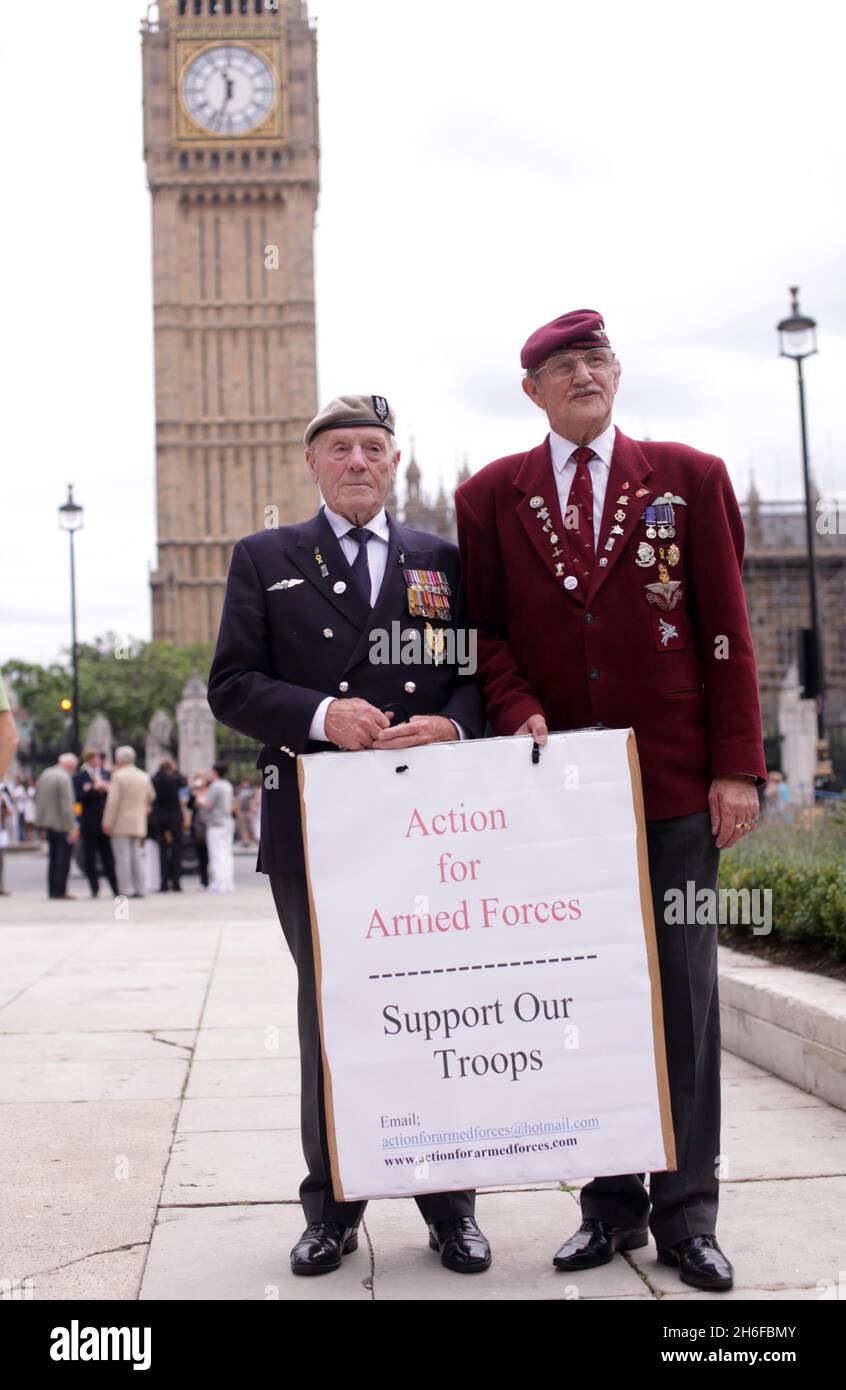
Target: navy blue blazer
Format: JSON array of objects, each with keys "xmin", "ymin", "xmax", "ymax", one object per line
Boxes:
[
  {"xmin": 207, "ymin": 509, "xmax": 484, "ymax": 876},
  {"xmin": 73, "ymin": 766, "xmax": 111, "ymax": 835}
]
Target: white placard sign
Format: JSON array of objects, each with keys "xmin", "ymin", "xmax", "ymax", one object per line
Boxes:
[{"xmin": 298, "ymin": 729, "xmax": 675, "ymax": 1200}]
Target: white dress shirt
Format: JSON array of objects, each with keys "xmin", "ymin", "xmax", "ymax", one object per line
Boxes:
[
  {"xmin": 307, "ymin": 505, "xmax": 464, "ymax": 743},
  {"xmin": 549, "ymin": 422, "xmax": 617, "ymax": 546},
  {"xmin": 323, "ymin": 503, "xmax": 390, "ymax": 604}
]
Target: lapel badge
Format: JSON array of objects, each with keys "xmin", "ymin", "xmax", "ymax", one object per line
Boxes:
[
  {"xmin": 656, "ymin": 491, "xmax": 687, "ymax": 506},
  {"xmin": 314, "ymin": 547, "xmax": 329, "ymax": 578},
  {"xmin": 636, "ymin": 542, "xmax": 656, "ymax": 568},
  {"xmin": 658, "ymin": 563, "xmax": 671, "ymax": 584},
  {"xmin": 611, "ymin": 524, "xmax": 624, "ymax": 536},
  {"xmin": 658, "ymin": 617, "xmax": 680, "ymax": 647},
  {"xmin": 617, "ymin": 495, "xmax": 629, "ymax": 506},
  {"xmin": 614, "ymin": 510, "xmax": 626, "ymax": 523},
  {"xmin": 636, "ymin": 487, "xmax": 650, "ymax": 498},
  {"xmin": 267, "ymin": 578, "xmax": 304, "ymax": 591},
  {"xmin": 604, "ymin": 538, "xmax": 616, "ymax": 552},
  {"xmin": 622, "ymin": 482, "xmax": 630, "ymax": 491},
  {"xmin": 599, "ymin": 557, "xmax": 609, "ymax": 567},
  {"xmin": 530, "ymin": 496, "xmax": 544, "ymax": 509},
  {"xmin": 667, "ymin": 543, "xmax": 681, "ymax": 567},
  {"xmin": 555, "ymin": 562, "xmax": 565, "ymax": 577}
]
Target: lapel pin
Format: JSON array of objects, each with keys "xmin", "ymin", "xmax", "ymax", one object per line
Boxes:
[{"xmin": 334, "ymin": 580, "xmax": 347, "ymax": 595}]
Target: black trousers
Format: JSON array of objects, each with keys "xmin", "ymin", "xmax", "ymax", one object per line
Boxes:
[
  {"xmin": 157, "ymin": 817, "xmax": 183, "ymax": 889},
  {"xmin": 194, "ymin": 840, "xmax": 209, "ymax": 887},
  {"xmin": 82, "ymin": 831, "xmax": 118, "ymax": 897},
  {"xmin": 47, "ymin": 831, "xmax": 72, "ymax": 899},
  {"xmin": 269, "ymin": 872, "xmax": 475, "ymax": 1228},
  {"xmin": 580, "ymin": 810, "xmax": 722, "ymax": 1248}
]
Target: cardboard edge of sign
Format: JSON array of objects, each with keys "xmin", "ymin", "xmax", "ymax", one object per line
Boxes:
[
  {"xmin": 297, "ymin": 756, "xmax": 348, "ymax": 1204},
  {"xmin": 299, "ymin": 731, "xmax": 678, "ymax": 1205},
  {"xmin": 626, "ymin": 729, "xmax": 678, "ymax": 1176}
]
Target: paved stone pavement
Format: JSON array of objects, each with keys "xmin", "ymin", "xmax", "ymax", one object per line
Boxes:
[{"xmin": 1, "ymin": 852, "xmax": 843, "ymax": 1302}]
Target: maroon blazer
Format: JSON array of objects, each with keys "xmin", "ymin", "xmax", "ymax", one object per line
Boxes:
[{"xmin": 455, "ymin": 428, "xmax": 766, "ymax": 821}]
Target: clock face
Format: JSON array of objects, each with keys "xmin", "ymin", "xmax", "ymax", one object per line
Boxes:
[{"xmin": 182, "ymin": 46, "xmax": 276, "ymax": 135}]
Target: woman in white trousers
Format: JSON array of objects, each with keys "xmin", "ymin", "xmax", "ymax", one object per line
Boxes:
[{"xmin": 204, "ymin": 763, "xmax": 235, "ymax": 893}]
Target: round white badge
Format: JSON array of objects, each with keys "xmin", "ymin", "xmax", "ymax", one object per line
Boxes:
[
  {"xmin": 333, "ymin": 581, "xmax": 347, "ymax": 594},
  {"xmin": 563, "ymin": 576, "xmax": 578, "ymax": 591}
]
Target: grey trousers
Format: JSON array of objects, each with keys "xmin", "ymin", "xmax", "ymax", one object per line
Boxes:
[
  {"xmin": 269, "ymin": 872, "xmax": 475, "ymax": 1228},
  {"xmin": 112, "ymin": 836, "xmax": 146, "ymax": 897},
  {"xmin": 580, "ymin": 810, "xmax": 722, "ymax": 1249}
]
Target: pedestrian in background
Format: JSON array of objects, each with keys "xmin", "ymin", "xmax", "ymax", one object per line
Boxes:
[
  {"xmin": 35, "ymin": 753, "xmax": 79, "ymax": 900},
  {"xmin": 74, "ymin": 750, "xmax": 118, "ymax": 898},
  {"xmin": 102, "ymin": 747, "xmax": 155, "ymax": 900},
  {"xmin": 152, "ymin": 757, "xmax": 187, "ymax": 892},
  {"xmin": 235, "ymin": 778, "xmax": 256, "ymax": 847},
  {"xmin": 0, "ymin": 674, "xmax": 20, "ymax": 892},
  {"xmin": 188, "ymin": 772, "xmax": 210, "ymax": 888},
  {"xmin": 204, "ymin": 762, "xmax": 235, "ymax": 893}
]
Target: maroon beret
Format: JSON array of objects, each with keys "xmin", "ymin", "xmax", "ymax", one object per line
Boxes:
[{"xmin": 521, "ymin": 309, "xmax": 611, "ymax": 371}]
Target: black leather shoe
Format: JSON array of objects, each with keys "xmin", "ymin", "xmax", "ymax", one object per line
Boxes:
[
  {"xmin": 290, "ymin": 1221, "xmax": 358, "ymax": 1276},
  {"xmin": 428, "ymin": 1217, "xmax": 491, "ymax": 1273},
  {"xmin": 657, "ymin": 1234, "xmax": 734, "ymax": 1290},
  {"xmin": 553, "ymin": 1217, "xmax": 648, "ymax": 1270}
]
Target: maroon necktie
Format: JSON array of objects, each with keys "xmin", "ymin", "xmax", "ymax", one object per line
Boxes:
[{"xmin": 565, "ymin": 446, "xmax": 596, "ymax": 584}]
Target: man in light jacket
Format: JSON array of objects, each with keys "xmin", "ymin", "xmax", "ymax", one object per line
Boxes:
[
  {"xmin": 102, "ymin": 747, "xmax": 155, "ymax": 900},
  {"xmin": 35, "ymin": 753, "xmax": 79, "ymax": 899}
]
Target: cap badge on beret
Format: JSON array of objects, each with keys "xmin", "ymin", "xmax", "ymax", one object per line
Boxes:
[{"xmin": 304, "ymin": 393, "xmax": 397, "ymax": 446}]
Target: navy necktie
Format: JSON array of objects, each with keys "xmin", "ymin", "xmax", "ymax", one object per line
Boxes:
[{"xmin": 346, "ymin": 526, "xmax": 374, "ymax": 606}]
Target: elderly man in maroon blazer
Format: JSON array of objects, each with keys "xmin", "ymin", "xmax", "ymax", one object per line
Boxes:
[{"xmin": 455, "ymin": 309, "xmax": 766, "ymax": 1292}]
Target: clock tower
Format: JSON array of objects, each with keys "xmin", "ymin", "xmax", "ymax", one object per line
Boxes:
[{"xmin": 141, "ymin": 0, "xmax": 319, "ymax": 646}]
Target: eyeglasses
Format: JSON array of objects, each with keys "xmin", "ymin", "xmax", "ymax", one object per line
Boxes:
[{"xmin": 536, "ymin": 349, "xmax": 616, "ymax": 380}]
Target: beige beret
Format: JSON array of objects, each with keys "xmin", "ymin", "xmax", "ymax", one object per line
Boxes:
[{"xmin": 304, "ymin": 394, "xmax": 396, "ymax": 447}]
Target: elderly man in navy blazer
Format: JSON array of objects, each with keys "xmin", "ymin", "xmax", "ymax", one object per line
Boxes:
[{"xmin": 208, "ymin": 394, "xmax": 491, "ymax": 1278}]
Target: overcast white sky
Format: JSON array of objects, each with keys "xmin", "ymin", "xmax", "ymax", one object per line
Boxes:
[{"xmin": 2, "ymin": 0, "xmax": 844, "ymax": 665}]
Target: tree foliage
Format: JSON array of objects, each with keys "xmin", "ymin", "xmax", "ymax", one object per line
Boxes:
[{"xmin": 3, "ymin": 633, "xmax": 220, "ymax": 751}]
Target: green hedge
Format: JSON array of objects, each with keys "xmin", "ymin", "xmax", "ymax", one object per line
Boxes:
[{"xmin": 718, "ymin": 812, "xmax": 846, "ymax": 963}]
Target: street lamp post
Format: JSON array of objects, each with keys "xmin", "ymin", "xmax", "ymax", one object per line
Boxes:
[
  {"xmin": 58, "ymin": 485, "xmax": 84, "ymax": 754},
  {"xmin": 776, "ymin": 288, "xmax": 826, "ymax": 751}
]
